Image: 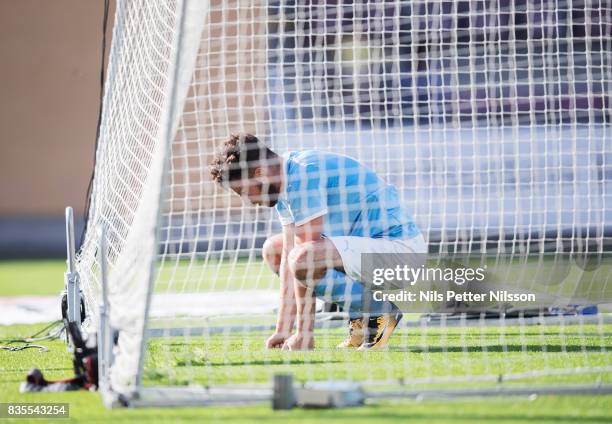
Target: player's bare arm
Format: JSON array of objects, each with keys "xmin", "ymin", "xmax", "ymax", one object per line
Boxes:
[{"xmin": 264, "ymin": 224, "xmax": 296, "ymax": 348}]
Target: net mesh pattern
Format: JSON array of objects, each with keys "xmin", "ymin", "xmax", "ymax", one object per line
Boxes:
[{"xmin": 77, "ymin": 0, "xmax": 611, "ymax": 396}]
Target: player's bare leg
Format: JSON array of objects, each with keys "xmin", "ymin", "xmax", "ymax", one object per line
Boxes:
[
  {"xmin": 263, "ymin": 235, "xmax": 344, "ymax": 280},
  {"xmin": 287, "ymin": 239, "xmax": 345, "ymax": 284}
]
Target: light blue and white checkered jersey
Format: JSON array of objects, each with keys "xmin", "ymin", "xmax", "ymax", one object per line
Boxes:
[{"xmin": 275, "ymin": 150, "xmax": 420, "ymax": 239}]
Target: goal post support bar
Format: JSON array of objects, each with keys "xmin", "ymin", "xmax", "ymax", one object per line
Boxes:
[
  {"xmin": 367, "ymin": 384, "xmax": 612, "ymax": 401},
  {"xmin": 97, "ymin": 373, "xmax": 612, "ymax": 409},
  {"xmin": 97, "ymin": 225, "xmax": 115, "ymax": 396},
  {"xmin": 63, "ymin": 206, "xmax": 82, "ymax": 338}
]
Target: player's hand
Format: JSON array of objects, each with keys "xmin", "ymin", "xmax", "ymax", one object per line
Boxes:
[
  {"xmin": 265, "ymin": 331, "xmax": 291, "ymax": 349},
  {"xmin": 281, "ymin": 332, "xmax": 314, "ymax": 351}
]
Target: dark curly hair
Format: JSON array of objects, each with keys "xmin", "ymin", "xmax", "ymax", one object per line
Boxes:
[{"xmin": 210, "ymin": 133, "xmax": 275, "ymax": 184}]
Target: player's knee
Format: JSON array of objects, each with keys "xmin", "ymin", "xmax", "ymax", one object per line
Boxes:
[
  {"xmin": 288, "ymin": 245, "xmax": 309, "ymax": 284},
  {"xmin": 262, "ymin": 236, "xmax": 282, "ymax": 274},
  {"xmin": 288, "ymin": 242, "xmax": 320, "ymax": 285}
]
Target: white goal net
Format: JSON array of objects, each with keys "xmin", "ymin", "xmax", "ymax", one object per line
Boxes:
[{"xmin": 76, "ymin": 0, "xmax": 611, "ymax": 404}]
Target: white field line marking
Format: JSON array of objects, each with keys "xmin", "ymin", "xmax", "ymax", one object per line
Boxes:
[{"xmin": 0, "ymin": 290, "xmax": 301, "ymax": 325}]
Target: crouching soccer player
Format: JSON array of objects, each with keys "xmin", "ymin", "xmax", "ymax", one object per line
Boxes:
[{"xmin": 210, "ymin": 133, "xmax": 426, "ymax": 351}]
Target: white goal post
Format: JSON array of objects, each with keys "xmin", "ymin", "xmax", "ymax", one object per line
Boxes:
[{"xmin": 75, "ymin": 0, "xmax": 611, "ymax": 407}]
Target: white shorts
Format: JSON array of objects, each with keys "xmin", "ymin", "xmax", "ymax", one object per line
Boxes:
[{"xmin": 328, "ymin": 233, "xmax": 427, "ymax": 287}]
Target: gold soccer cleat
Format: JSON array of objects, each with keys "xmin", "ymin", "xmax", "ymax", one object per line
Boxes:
[
  {"xmin": 357, "ymin": 312, "xmax": 403, "ymax": 351},
  {"xmin": 337, "ymin": 317, "xmax": 365, "ymax": 348}
]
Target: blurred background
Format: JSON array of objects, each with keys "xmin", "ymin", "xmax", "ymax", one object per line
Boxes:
[
  {"xmin": 1, "ymin": 1, "xmax": 609, "ymax": 259},
  {"xmin": 0, "ymin": 1, "xmax": 115, "ymax": 258}
]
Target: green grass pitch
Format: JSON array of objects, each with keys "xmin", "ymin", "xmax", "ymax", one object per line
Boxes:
[{"xmin": 1, "ymin": 259, "xmax": 611, "ymax": 423}]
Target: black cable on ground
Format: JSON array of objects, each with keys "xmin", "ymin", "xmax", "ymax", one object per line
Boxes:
[{"xmin": 0, "ymin": 320, "xmax": 63, "ymax": 353}]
